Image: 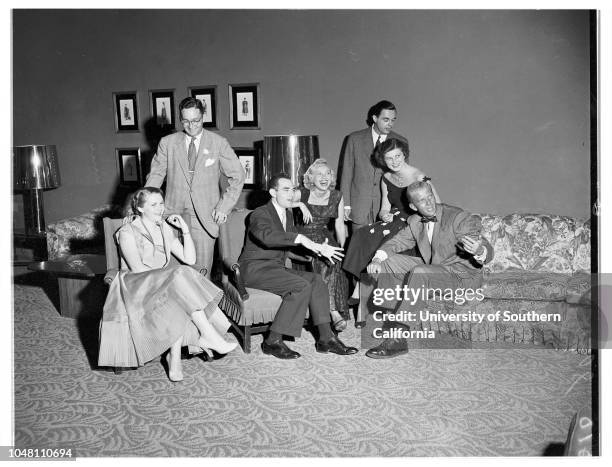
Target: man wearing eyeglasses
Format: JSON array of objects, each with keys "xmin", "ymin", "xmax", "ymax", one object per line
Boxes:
[{"xmin": 146, "ymin": 97, "xmax": 245, "ymax": 276}]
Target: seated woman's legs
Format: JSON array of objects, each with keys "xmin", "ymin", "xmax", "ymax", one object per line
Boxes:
[
  {"xmin": 191, "ymin": 308, "xmax": 237, "ymax": 355},
  {"xmin": 166, "ymin": 336, "xmax": 184, "ymax": 382}
]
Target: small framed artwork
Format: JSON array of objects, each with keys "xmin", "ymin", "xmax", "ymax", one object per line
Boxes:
[
  {"xmin": 113, "ymin": 91, "xmax": 139, "ymax": 132},
  {"xmin": 188, "ymin": 85, "xmax": 217, "ymax": 129},
  {"xmin": 234, "ymin": 147, "xmax": 262, "ymax": 188},
  {"xmin": 116, "ymin": 147, "xmax": 143, "ymax": 187},
  {"xmin": 229, "ymin": 83, "xmax": 260, "ymax": 129},
  {"xmin": 150, "ymin": 89, "xmax": 175, "ymax": 129}
]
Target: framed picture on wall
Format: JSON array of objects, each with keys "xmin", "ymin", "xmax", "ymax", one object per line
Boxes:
[
  {"xmin": 188, "ymin": 85, "xmax": 217, "ymax": 129},
  {"xmin": 234, "ymin": 146, "xmax": 262, "ymax": 188},
  {"xmin": 149, "ymin": 89, "xmax": 175, "ymax": 129},
  {"xmin": 113, "ymin": 91, "xmax": 139, "ymax": 132},
  {"xmin": 116, "ymin": 147, "xmax": 143, "ymax": 187},
  {"xmin": 229, "ymin": 83, "xmax": 260, "ymax": 129}
]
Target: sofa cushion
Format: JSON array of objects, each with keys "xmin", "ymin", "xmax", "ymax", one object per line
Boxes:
[
  {"xmin": 221, "ymin": 282, "xmax": 282, "ymax": 326},
  {"xmin": 482, "ymin": 271, "xmax": 570, "ymax": 301},
  {"xmin": 480, "ymin": 213, "xmax": 581, "ymax": 275},
  {"xmin": 46, "ymin": 204, "xmax": 124, "ymax": 259},
  {"xmin": 428, "ymin": 299, "xmax": 591, "ymax": 352},
  {"xmin": 565, "ymin": 272, "xmax": 593, "ymax": 305},
  {"xmin": 571, "ymin": 219, "xmax": 591, "ymax": 274}
]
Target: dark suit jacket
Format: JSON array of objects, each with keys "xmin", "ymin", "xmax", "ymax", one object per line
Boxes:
[
  {"xmin": 380, "ymin": 203, "xmax": 493, "ymax": 286},
  {"xmin": 339, "ymin": 127, "xmax": 408, "ymax": 226},
  {"xmin": 238, "ymin": 201, "xmax": 299, "ymax": 267}
]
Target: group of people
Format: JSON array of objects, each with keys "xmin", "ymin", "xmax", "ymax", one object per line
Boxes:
[{"xmin": 98, "ymin": 97, "xmax": 492, "ymax": 381}]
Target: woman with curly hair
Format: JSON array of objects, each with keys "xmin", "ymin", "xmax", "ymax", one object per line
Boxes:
[
  {"xmin": 294, "ymin": 158, "xmax": 350, "ymax": 331},
  {"xmin": 342, "ymin": 138, "xmax": 440, "ymax": 311}
]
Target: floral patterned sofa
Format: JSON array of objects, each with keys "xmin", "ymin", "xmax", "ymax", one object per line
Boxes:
[
  {"xmin": 46, "ymin": 205, "xmax": 124, "ymax": 260},
  {"xmin": 426, "ymin": 213, "xmax": 592, "ymax": 352}
]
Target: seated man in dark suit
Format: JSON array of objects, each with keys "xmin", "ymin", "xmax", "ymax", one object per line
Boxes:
[
  {"xmin": 365, "ymin": 181, "xmax": 494, "ymax": 359},
  {"xmin": 238, "ymin": 174, "xmax": 359, "ymax": 359}
]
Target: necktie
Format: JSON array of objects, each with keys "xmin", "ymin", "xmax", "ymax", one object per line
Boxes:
[
  {"xmin": 375, "ymin": 135, "xmax": 381, "ymax": 150},
  {"xmin": 280, "ymin": 210, "xmax": 287, "ymax": 230},
  {"xmin": 187, "ymin": 137, "xmax": 197, "ymax": 184}
]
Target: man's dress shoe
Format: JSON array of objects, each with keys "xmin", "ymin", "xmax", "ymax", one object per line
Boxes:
[
  {"xmin": 354, "ymin": 321, "xmax": 366, "ymax": 329},
  {"xmin": 316, "ymin": 336, "xmax": 358, "ymax": 355},
  {"xmin": 365, "ymin": 337, "xmax": 409, "ymax": 359},
  {"xmin": 262, "ymin": 341, "xmax": 301, "ymax": 359},
  {"xmin": 347, "ymin": 297, "xmax": 360, "ymax": 307}
]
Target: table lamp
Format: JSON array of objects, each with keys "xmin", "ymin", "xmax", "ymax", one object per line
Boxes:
[
  {"xmin": 13, "ymin": 144, "xmax": 61, "ymax": 236},
  {"xmin": 263, "ymin": 135, "xmax": 319, "ymax": 189}
]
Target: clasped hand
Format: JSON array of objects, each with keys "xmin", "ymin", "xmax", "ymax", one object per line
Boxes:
[
  {"xmin": 366, "ymin": 259, "xmax": 382, "ymax": 274},
  {"xmin": 166, "ymin": 214, "xmax": 188, "ymax": 231},
  {"xmin": 212, "ymin": 209, "xmax": 228, "ymax": 224},
  {"xmin": 460, "ymin": 235, "xmax": 484, "ymax": 256}
]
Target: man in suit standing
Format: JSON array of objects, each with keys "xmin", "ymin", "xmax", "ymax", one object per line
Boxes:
[
  {"xmin": 238, "ymin": 174, "xmax": 359, "ymax": 359},
  {"xmin": 339, "ymin": 100, "xmax": 409, "ymax": 230},
  {"xmin": 146, "ymin": 97, "xmax": 245, "ymax": 275},
  {"xmin": 365, "ymin": 181, "xmax": 494, "ymax": 359}
]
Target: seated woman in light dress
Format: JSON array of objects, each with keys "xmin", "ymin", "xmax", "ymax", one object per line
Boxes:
[{"xmin": 98, "ymin": 187, "xmax": 237, "ymax": 382}]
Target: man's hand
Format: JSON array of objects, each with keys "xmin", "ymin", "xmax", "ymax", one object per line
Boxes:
[
  {"xmin": 318, "ymin": 238, "xmax": 344, "ymax": 264},
  {"xmin": 343, "ymin": 206, "xmax": 352, "ymax": 221},
  {"xmin": 367, "ymin": 258, "xmax": 383, "ymax": 274},
  {"xmin": 461, "ymin": 235, "xmax": 484, "ymax": 256},
  {"xmin": 212, "ymin": 209, "xmax": 228, "ymax": 224}
]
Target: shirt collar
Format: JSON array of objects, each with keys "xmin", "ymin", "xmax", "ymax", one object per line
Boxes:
[
  {"xmin": 271, "ymin": 199, "xmax": 286, "ymax": 221},
  {"xmin": 371, "ymin": 126, "xmax": 388, "ymax": 145},
  {"xmin": 184, "ymin": 130, "xmax": 203, "ymax": 143}
]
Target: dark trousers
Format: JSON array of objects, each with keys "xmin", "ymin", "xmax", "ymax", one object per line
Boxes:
[{"xmin": 241, "ymin": 260, "xmax": 331, "ymax": 337}]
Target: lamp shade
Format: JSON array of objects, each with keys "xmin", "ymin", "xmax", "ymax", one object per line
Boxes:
[
  {"xmin": 13, "ymin": 144, "xmax": 61, "ymax": 190},
  {"xmin": 263, "ymin": 135, "xmax": 319, "ymax": 189}
]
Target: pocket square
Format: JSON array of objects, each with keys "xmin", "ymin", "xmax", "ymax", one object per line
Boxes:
[{"xmin": 204, "ymin": 158, "xmax": 215, "ymax": 167}]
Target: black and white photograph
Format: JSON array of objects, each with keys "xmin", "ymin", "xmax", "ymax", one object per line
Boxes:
[
  {"xmin": 189, "ymin": 85, "xmax": 217, "ymax": 128},
  {"xmin": 229, "ymin": 82, "xmax": 259, "ymax": 129},
  {"xmin": 113, "ymin": 91, "xmax": 139, "ymax": 132},
  {"xmin": 116, "ymin": 147, "xmax": 142, "ymax": 186},
  {"xmin": 234, "ymin": 147, "xmax": 261, "ymax": 188},
  {"xmin": 7, "ymin": 7, "xmax": 610, "ymax": 462},
  {"xmin": 150, "ymin": 89, "xmax": 175, "ymax": 128}
]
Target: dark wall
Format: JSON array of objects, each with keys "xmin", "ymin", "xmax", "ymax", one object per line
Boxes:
[{"xmin": 13, "ymin": 10, "xmax": 590, "ymax": 223}]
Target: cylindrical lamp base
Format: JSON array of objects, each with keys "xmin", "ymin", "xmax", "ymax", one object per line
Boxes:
[{"xmin": 24, "ymin": 189, "xmax": 47, "ymax": 237}]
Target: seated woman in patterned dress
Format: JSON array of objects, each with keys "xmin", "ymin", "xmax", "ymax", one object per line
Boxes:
[
  {"xmin": 98, "ymin": 187, "xmax": 237, "ymax": 382},
  {"xmin": 342, "ymin": 138, "xmax": 440, "ymax": 306},
  {"xmin": 294, "ymin": 159, "xmax": 350, "ymax": 331}
]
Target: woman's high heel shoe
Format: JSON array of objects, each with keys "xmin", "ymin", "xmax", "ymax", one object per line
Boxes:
[
  {"xmin": 165, "ymin": 353, "xmax": 183, "ymax": 382},
  {"xmin": 198, "ymin": 335, "xmax": 238, "ymax": 355},
  {"xmin": 331, "ymin": 310, "xmax": 347, "ymax": 332}
]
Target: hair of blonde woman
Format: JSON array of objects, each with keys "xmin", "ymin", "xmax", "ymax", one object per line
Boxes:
[{"xmin": 303, "ymin": 158, "xmax": 337, "ymax": 191}]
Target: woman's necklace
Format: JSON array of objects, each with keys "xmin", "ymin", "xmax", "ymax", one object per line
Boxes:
[
  {"xmin": 390, "ymin": 166, "xmax": 413, "ymax": 187},
  {"xmin": 309, "ymin": 188, "xmax": 330, "ymax": 205}
]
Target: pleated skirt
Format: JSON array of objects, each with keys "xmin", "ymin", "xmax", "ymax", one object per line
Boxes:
[{"xmin": 98, "ymin": 264, "xmax": 228, "ymax": 368}]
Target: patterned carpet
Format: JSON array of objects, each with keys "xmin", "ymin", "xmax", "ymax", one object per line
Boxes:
[{"xmin": 13, "ymin": 275, "xmax": 592, "ymax": 457}]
